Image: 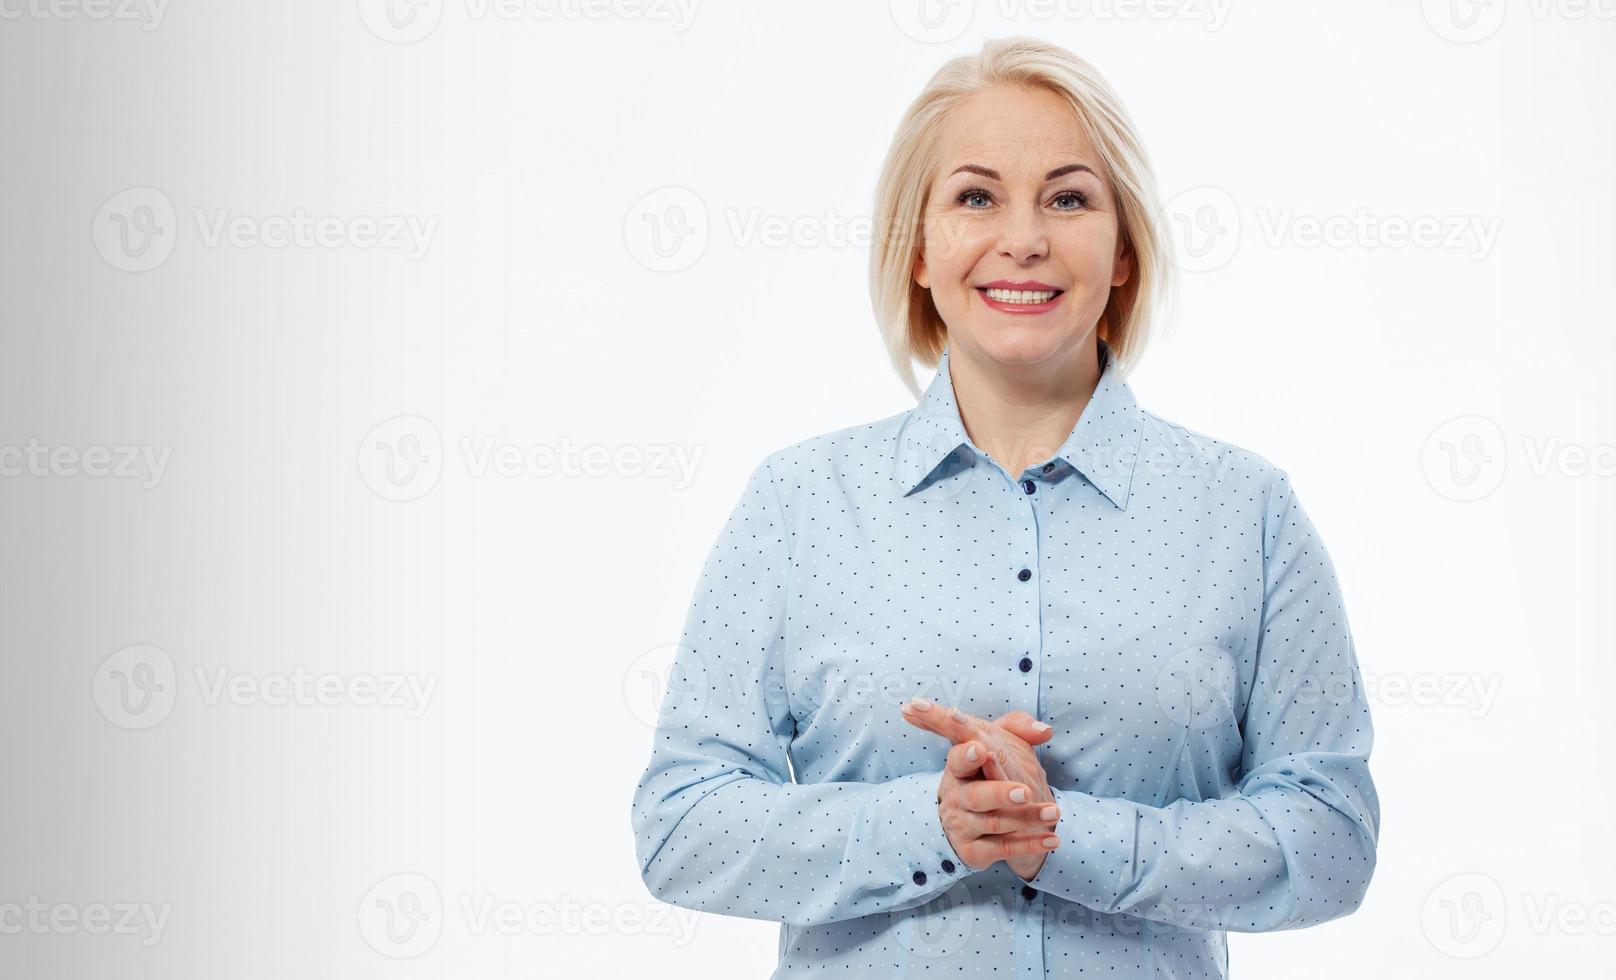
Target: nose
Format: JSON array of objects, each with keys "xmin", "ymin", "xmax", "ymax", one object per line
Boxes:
[{"xmin": 996, "ymin": 200, "xmax": 1049, "ymax": 264}]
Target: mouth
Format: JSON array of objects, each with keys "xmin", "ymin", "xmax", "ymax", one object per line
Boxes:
[{"xmin": 975, "ymin": 285, "xmax": 1065, "ymax": 313}]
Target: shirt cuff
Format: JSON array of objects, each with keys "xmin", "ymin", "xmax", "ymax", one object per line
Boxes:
[
  {"xmin": 876, "ymin": 769, "xmax": 974, "ymax": 897},
  {"xmin": 1024, "ymin": 787, "xmax": 1136, "ymax": 911}
]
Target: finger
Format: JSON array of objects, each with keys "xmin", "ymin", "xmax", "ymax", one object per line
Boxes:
[
  {"xmin": 946, "ymin": 740, "xmax": 988, "ymax": 779},
  {"xmin": 901, "ymin": 698, "xmax": 987, "ymax": 743},
  {"xmin": 954, "ymin": 802, "xmax": 1062, "ymax": 837},
  {"xmin": 958, "ymin": 778, "xmax": 1033, "ymax": 812},
  {"xmin": 993, "ymin": 710, "xmax": 1055, "ymax": 746},
  {"xmin": 986, "ymin": 831, "xmax": 1062, "ymax": 861}
]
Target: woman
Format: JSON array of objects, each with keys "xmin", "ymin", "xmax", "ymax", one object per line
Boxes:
[{"xmin": 631, "ymin": 36, "xmax": 1379, "ymax": 978}]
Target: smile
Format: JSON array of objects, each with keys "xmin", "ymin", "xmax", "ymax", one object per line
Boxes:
[{"xmin": 975, "ymin": 286, "xmax": 1065, "ymax": 313}]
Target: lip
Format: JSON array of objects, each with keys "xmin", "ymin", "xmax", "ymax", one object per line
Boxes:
[
  {"xmin": 978, "ymin": 279, "xmax": 1062, "ymax": 291},
  {"xmin": 975, "ymin": 280, "xmax": 1066, "ymax": 314}
]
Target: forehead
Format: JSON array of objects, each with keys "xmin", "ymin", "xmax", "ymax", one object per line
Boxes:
[{"xmin": 933, "ymin": 84, "xmax": 1098, "ymax": 176}]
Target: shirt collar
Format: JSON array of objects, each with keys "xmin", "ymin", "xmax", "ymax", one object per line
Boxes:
[{"xmin": 893, "ymin": 339, "xmax": 1144, "ymax": 509}]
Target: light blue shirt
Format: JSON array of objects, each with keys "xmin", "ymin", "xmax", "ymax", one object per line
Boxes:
[{"xmin": 631, "ymin": 340, "xmax": 1379, "ymax": 978}]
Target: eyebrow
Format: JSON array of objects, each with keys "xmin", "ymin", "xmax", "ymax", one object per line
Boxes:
[{"xmin": 949, "ymin": 163, "xmax": 1096, "ymax": 182}]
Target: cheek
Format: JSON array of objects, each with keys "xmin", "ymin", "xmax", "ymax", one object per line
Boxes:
[{"xmin": 922, "ymin": 217, "xmax": 984, "ymax": 279}]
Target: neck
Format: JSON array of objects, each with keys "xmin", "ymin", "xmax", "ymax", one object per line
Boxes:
[{"xmin": 947, "ymin": 337, "xmax": 1103, "ymax": 478}]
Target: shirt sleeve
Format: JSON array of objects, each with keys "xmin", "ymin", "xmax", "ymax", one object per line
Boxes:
[
  {"xmin": 1026, "ymin": 467, "xmax": 1381, "ymax": 932},
  {"xmin": 630, "ymin": 458, "xmax": 973, "ymax": 926}
]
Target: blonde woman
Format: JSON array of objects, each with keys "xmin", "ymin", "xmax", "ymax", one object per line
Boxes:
[{"xmin": 632, "ymin": 36, "xmax": 1379, "ymax": 978}]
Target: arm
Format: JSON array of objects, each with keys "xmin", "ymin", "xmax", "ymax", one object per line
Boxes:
[
  {"xmin": 1026, "ymin": 468, "xmax": 1381, "ymax": 932},
  {"xmin": 630, "ymin": 459, "xmax": 972, "ymax": 926}
]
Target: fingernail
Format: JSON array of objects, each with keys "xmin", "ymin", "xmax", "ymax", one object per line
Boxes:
[
  {"xmin": 1009, "ymin": 787, "xmax": 1028, "ymax": 803},
  {"xmin": 1042, "ymin": 835, "xmax": 1060, "ymax": 849},
  {"xmin": 909, "ymin": 697, "xmax": 933, "ymax": 711},
  {"xmin": 966, "ymin": 744, "xmax": 979, "ymax": 761},
  {"xmin": 1040, "ymin": 805, "xmax": 1058, "ymax": 821},
  {"xmin": 1034, "ymin": 721, "xmax": 1052, "ymax": 733}
]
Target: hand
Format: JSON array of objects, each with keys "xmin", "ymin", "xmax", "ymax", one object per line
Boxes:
[
  {"xmin": 902, "ymin": 699, "xmax": 1060, "ymax": 880},
  {"xmin": 931, "ymin": 735, "xmax": 1062, "ymax": 871}
]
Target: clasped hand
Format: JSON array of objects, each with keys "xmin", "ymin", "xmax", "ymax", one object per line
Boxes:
[{"xmin": 900, "ymin": 698, "xmax": 1060, "ymax": 880}]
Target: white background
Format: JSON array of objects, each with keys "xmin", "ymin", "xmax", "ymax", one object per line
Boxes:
[{"xmin": 1, "ymin": 1, "xmax": 1613, "ymax": 977}]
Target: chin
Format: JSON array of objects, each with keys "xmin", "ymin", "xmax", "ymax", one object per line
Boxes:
[{"xmin": 970, "ymin": 324, "xmax": 1085, "ymax": 364}]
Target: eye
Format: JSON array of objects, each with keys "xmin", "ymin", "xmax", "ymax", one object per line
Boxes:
[
  {"xmin": 1051, "ymin": 190, "xmax": 1089, "ymax": 211},
  {"xmin": 955, "ymin": 187, "xmax": 993, "ymax": 209}
]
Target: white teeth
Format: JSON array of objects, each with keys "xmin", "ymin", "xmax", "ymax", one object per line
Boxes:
[{"xmin": 983, "ymin": 288, "xmax": 1057, "ymax": 304}]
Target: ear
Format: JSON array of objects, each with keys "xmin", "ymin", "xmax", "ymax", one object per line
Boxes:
[
  {"xmin": 913, "ymin": 250, "xmax": 930, "ymax": 291},
  {"xmin": 1111, "ymin": 237, "xmax": 1133, "ymax": 288}
]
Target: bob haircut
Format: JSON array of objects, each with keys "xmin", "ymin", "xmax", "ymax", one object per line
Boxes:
[{"xmin": 869, "ymin": 36, "xmax": 1173, "ymax": 398}]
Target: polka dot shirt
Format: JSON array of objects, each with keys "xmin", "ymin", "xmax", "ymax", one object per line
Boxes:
[{"xmin": 631, "ymin": 340, "xmax": 1380, "ymax": 978}]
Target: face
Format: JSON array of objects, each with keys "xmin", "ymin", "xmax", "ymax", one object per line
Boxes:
[{"xmin": 913, "ymin": 83, "xmax": 1131, "ymax": 373}]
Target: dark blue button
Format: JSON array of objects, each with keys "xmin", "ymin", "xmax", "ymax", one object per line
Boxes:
[
  {"xmin": 1022, "ymin": 885, "xmax": 1038, "ymax": 900},
  {"xmin": 940, "ymin": 859, "xmax": 955, "ymax": 874},
  {"xmin": 1019, "ymin": 656, "xmax": 1033, "ymax": 672},
  {"xmin": 913, "ymin": 870, "xmax": 928, "ymax": 886},
  {"xmin": 1042, "ymin": 462, "xmax": 1055, "ymax": 474},
  {"xmin": 1022, "ymin": 479, "xmax": 1036, "ymax": 494},
  {"xmin": 1017, "ymin": 568, "xmax": 1032, "ymax": 582}
]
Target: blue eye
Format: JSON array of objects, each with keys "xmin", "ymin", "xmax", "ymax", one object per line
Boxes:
[
  {"xmin": 1052, "ymin": 191, "xmax": 1089, "ymax": 210},
  {"xmin": 956, "ymin": 188, "xmax": 993, "ymax": 208}
]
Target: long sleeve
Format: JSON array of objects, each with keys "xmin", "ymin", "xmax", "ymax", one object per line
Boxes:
[
  {"xmin": 1027, "ymin": 467, "xmax": 1380, "ymax": 932},
  {"xmin": 630, "ymin": 459, "xmax": 973, "ymax": 927}
]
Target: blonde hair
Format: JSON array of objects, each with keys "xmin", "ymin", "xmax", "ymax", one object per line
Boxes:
[{"xmin": 869, "ymin": 36, "xmax": 1173, "ymax": 397}]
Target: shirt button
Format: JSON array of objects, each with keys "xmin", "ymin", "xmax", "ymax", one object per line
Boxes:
[
  {"xmin": 1022, "ymin": 885, "xmax": 1038, "ymax": 900},
  {"xmin": 1022, "ymin": 479, "xmax": 1036, "ymax": 494},
  {"xmin": 1017, "ymin": 568, "xmax": 1032, "ymax": 582},
  {"xmin": 940, "ymin": 859, "xmax": 955, "ymax": 874},
  {"xmin": 913, "ymin": 870, "xmax": 928, "ymax": 886},
  {"xmin": 1019, "ymin": 656, "xmax": 1033, "ymax": 673}
]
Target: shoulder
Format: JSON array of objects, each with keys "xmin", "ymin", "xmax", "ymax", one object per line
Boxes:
[
  {"xmin": 1134, "ymin": 406, "xmax": 1293, "ymax": 508},
  {"xmin": 750, "ymin": 409, "xmax": 910, "ymax": 490}
]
